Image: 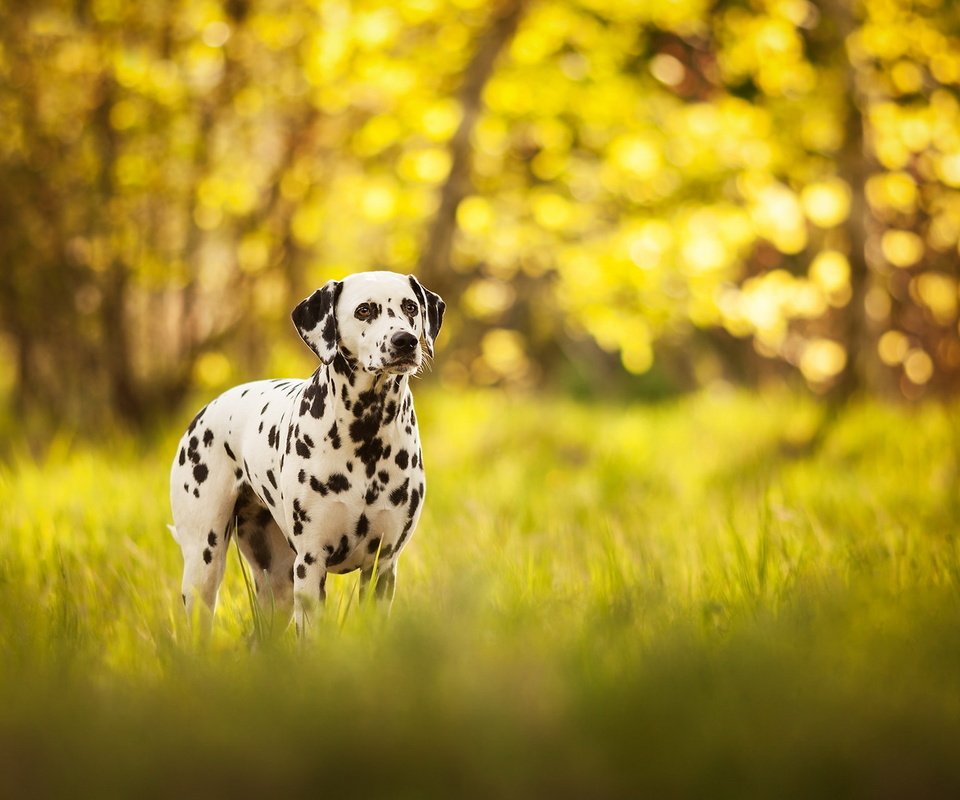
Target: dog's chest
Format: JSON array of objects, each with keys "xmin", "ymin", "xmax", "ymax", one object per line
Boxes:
[{"xmin": 278, "ymin": 381, "xmax": 425, "ymax": 567}]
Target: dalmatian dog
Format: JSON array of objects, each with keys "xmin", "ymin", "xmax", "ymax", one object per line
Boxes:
[{"xmin": 168, "ymin": 271, "xmax": 444, "ymax": 633}]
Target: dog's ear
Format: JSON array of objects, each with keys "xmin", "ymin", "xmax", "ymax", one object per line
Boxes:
[
  {"xmin": 408, "ymin": 275, "xmax": 445, "ymax": 358},
  {"xmin": 292, "ymin": 280, "xmax": 342, "ymax": 364}
]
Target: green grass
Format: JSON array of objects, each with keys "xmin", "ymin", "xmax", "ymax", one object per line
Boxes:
[{"xmin": 1, "ymin": 388, "xmax": 959, "ymax": 798}]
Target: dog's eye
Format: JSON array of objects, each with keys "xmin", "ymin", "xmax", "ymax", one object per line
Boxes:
[
  {"xmin": 402, "ymin": 299, "xmax": 418, "ymax": 316},
  {"xmin": 355, "ymin": 304, "xmax": 371, "ymax": 320}
]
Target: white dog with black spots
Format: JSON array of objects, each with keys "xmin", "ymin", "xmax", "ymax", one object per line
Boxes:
[{"xmin": 169, "ymin": 271, "xmax": 444, "ymax": 633}]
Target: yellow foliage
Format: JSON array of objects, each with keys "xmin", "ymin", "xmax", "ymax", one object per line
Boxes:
[
  {"xmin": 609, "ymin": 135, "xmax": 662, "ymax": 181},
  {"xmin": 458, "ymin": 196, "xmax": 494, "ymax": 235},
  {"xmin": 799, "ymin": 339, "xmax": 847, "ymax": 383},
  {"xmin": 881, "ymin": 230, "xmax": 925, "ymax": 268},
  {"xmin": 878, "ymin": 330, "xmax": 910, "ymax": 366},
  {"xmin": 360, "ymin": 181, "xmax": 398, "ymax": 223},
  {"xmin": 399, "ymin": 148, "xmax": 452, "ymax": 184},
  {"xmin": 801, "ymin": 179, "xmax": 851, "ymax": 228},
  {"xmin": 749, "ymin": 182, "xmax": 807, "ymax": 254},
  {"xmin": 904, "ymin": 349, "xmax": 934, "ymax": 384},
  {"xmin": 480, "ymin": 329, "xmax": 529, "ymax": 381},
  {"xmin": 530, "ymin": 191, "xmax": 573, "ymax": 231},
  {"xmin": 936, "ymin": 153, "xmax": 960, "ymax": 187},
  {"xmin": 912, "ymin": 272, "xmax": 958, "ymax": 324},
  {"xmin": 866, "ymin": 172, "xmax": 918, "ymax": 213},
  {"xmin": 809, "ymin": 251, "xmax": 852, "ymax": 307},
  {"xmin": 463, "ymin": 279, "xmax": 516, "ymax": 320},
  {"xmin": 193, "ymin": 351, "xmax": 232, "ymax": 389}
]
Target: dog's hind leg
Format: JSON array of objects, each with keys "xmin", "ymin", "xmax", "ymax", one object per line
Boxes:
[
  {"xmin": 173, "ymin": 498, "xmax": 235, "ymax": 628},
  {"xmin": 234, "ymin": 486, "xmax": 296, "ymax": 634},
  {"xmin": 360, "ymin": 559, "xmax": 397, "ymax": 604},
  {"xmin": 170, "ymin": 412, "xmax": 241, "ymax": 627}
]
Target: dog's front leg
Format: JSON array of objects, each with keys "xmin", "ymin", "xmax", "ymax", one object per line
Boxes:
[
  {"xmin": 293, "ymin": 552, "xmax": 327, "ymax": 636},
  {"xmin": 360, "ymin": 559, "xmax": 397, "ymax": 606}
]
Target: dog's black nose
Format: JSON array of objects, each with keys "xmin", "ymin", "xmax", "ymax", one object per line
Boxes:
[{"xmin": 391, "ymin": 331, "xmax": 418, "ymax": 353}]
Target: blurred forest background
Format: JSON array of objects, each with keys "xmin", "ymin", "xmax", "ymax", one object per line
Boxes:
[
  {"xmin": 2, "ymin": 0, "xmax": 959, "ymax": 427},
  {"xmin": 4, "ymin": 4, "xmax": 960, "ymax": 793}
]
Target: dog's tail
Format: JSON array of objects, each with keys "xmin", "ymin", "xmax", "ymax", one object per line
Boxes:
[{"xmin": 167, "ymin": 524, "xmax": 180, "ymax": 544}]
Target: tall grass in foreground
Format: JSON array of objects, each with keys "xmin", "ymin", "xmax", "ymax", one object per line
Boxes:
[{"xmin": 0, "ymin": 388, "xmax": 958, "ymax": 798}]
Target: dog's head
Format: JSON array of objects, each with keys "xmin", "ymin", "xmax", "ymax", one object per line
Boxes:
[{"xmin": 292, "ymin": 271, "xmax": 445, "ymax": 375}]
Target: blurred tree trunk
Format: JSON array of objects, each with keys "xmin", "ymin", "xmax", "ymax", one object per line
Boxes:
[
  {"xmin": 417, "ymin": 0, "xmax": 525, "ymax": 297},
  {"xmin": 829, "ymin": 0, "xmax": 876, "ymax": 402},
  {"xmin": 92, "ymin": 74, "xmax": 143, "ymax": 423}
]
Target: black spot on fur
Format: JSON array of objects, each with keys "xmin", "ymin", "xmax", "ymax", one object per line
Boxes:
[
  {"xmin": 292, "ymin": 497, "xmax": 311, "ymax": 535},
  {"xmin": 296, "ymin": 563, "xmax": 307, "ymax": 580},
  {"xmin": 223, "ymin": 441, "xmax": 237, "ymax": 461},
  {"xmin": 389, "ymin": 479, "xmax": 409, "ymax": 507},
  {"xmin": 235, "ymin": 468, "xmax": 243, "ymax": 479},
  {"xmin": 328, "ymin": 421, "xmax": 341, "ymax": 449},
  {"xmin": 293, "ymin": 498, "xmax": 310, "ymax": 523},
  {"xmin": 262, "ymin": 485, "xmax": 274, "ymax": 506},
  {"xmin": 310, "ymin": 476, "xmax": 328, "ymax": 496},
  {"xmin": 296, "ymin": 439, "xmax": 311, "ymax": 459},
  {"xmin": 322, "ymin": 314, "xmax": 336, "ymax": 349},
  {"xmin": 408, "ymin": 488, "xmax": 421, "ymax": 519},
  {"xmin": 367, "ymin": 537, "xmax": 381, "ymax": 554},
  {"xmin": 178, "ymin": 448, "xmax": 186, "ymax": 466},
  {"xmin": 208, "ymin": 531, "xmax": 217, "ymax": 547},
  {"xmin": 356, "ymin": 514, "xmax": 369, "ymax": 538},
  {"xmin": 203, "ymin": 429, "xmax": 214, "ymax": 446},
  {"xmin": 327, "ymin": 473, "xmax": 351, "ymax": 493},
  {"xmin": 365, "ymin": 485, "xmax": 380, "ymax": 505},
  {"xmin": 193, "ymin": 464, "xmax": 208, "ymax": 484},
  {"xmin": 356, "ymin": 436, "xmax": 384, "ymax": 479},
  {"xmin": 395, "ymin": 449, "xmax": 409, "ymax": 469},
  {"xmin": 300, "ymin": 379, "xmax": 329, "ymax": 419},
  {"xmin": 304, "ymin": 552, "xmax": 316, "ymax": 565},
  {"xmin": 187, "ymin": 408, "xmax": 205, "ymax": 434},
  {"xmin": 326, "ymin": 535, "xmax": 350, "ymax": 567},
  {"xmin": 267, "ymin": 469, "xmax": 277, "ymax": 489},
  {"xmin": 261, "ymin": 402, "xmax": 269, "ymax": 415},
  {"xmin": 378, "ymin": 469, "xmax": 390, "ymax": 485},
  {"xmin": 203, "ymin": 548, "xmax": 212, "ymax": 564}
]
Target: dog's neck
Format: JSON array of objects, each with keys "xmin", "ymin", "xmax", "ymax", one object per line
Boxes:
[
  {"xmin": 300, "ymin": 352, "xmax": 410, "ymax": 429},
  {"xmin": 331, "ymin": 351, "xmax": 408, "ymax": 399}
]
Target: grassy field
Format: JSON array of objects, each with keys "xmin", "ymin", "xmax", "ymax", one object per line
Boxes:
[{"xmin": 1, "ymin": 387, "xmax": 959, "ymax": 798}]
